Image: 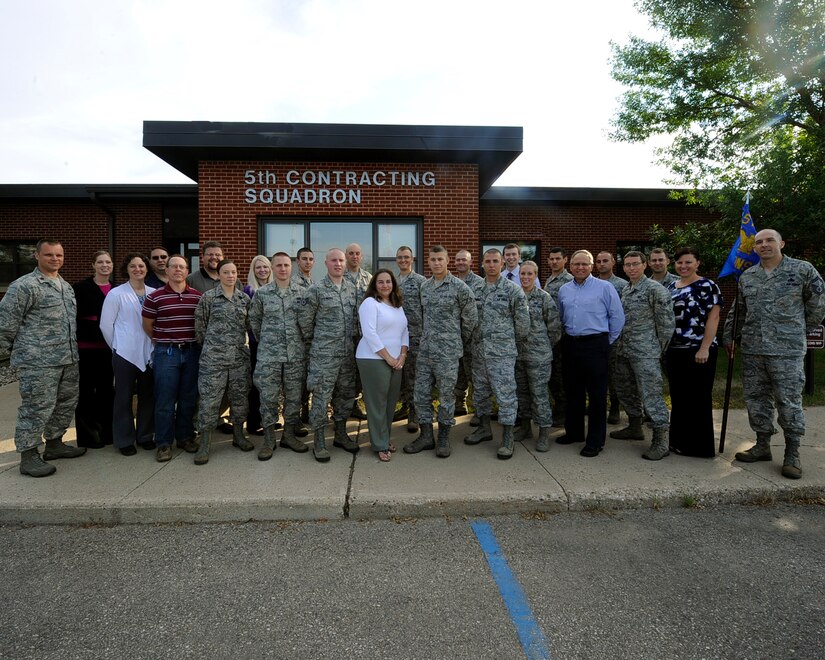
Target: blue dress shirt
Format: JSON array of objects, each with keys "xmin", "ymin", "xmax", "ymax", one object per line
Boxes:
[{"xmin": 557, "ymin": 275, "xmax": 625, "ymax": 343}]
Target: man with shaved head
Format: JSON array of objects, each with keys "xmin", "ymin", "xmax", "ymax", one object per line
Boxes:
[
  {"xmin": 724, "ymin": 229, "xmax": 825, "ymax": 479},
  {"xmin": 344, "ymin": 242, "xmax": 371, "ymax": 420}
]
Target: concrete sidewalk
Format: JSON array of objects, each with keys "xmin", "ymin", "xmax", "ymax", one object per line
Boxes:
[{"xmin": 0, "ymin": 382, "xmax": 823, "ymax": 525}]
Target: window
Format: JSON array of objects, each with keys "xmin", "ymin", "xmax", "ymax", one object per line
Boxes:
[
  {"xmin": 261, "ymin": 218, "xmax": 422, "ymax": 281},
  {"xmin": 0, "ymin": 241, "xmax": 38, "ymax": 289}
]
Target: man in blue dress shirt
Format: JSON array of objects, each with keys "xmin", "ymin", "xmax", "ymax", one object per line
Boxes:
[{"xmin": 556, "ymin": 250, "xmax": 625, "ymax": 457}]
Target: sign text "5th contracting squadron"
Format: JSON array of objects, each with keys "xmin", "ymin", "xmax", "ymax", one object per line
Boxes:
[{"xmin": 243, "ymin": 169, "xmax": 437, "ymax": 205}]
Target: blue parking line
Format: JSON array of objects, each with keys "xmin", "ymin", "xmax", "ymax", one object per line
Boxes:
[{"xmin": 471, "ymin": 519, "xmax": 550, "ymax": 660}]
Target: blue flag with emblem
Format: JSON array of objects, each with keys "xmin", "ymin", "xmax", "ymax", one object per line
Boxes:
[{"xmin": 719, "ymin": 194, "xmax": 759, "ymax": 279}]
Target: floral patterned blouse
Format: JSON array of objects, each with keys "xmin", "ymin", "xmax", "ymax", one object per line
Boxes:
[{"xmin": 667, "ymin": 278, "xmax": 723, "ymax": 348}]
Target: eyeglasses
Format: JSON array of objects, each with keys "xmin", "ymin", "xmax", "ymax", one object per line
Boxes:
[{"xmin": 151, "ymin": 255, "xmax": 168, "ymax": 260}]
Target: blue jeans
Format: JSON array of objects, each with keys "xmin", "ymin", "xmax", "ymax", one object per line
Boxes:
[{"xmin": 152, "ymin": 343, "xmax": 201, "ymax": 447}]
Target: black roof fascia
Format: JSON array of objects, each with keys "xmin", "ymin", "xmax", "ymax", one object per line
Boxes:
[
  {"xmin": 0, "ymin": 184, "xmax": 198, "ymax": 201},
  {"xmin": 143, "ymin": 121, "xmax": 523, "ymax": 192},
  {"xmin": 482, "ymin": 186, "xmax": 690, "ymax": 206}
]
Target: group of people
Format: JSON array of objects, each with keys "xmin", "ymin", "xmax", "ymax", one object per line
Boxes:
[{"xmin": 1, "ymin": 230, "xmax": 822, "ymax": 480}]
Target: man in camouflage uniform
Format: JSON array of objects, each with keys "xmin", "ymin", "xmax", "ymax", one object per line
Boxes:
[
  {"xmin": 299, "ymin": 248, "xmax": 360, "ymax": 462},
  {"xmin": 344, "ymin": 242, "xmax": 370, "ymax": 420},
  {"xmin": 0, "ymin": 238, "xmax": 85, "ymax": 477},
  {"xmin": 193, "ymin": 259, "xmax": 253, "ymax": 464},
  {"xmin": 250, "ymin": 252, "xmax": 309, "ymax": 460},
  {"xmin": 464, "ymin": 249, "xmax": 530, "ymax": 459},
  {"xmin": 724, "ymin": 229, "xmax": 825, "ymax": 479},
  {"xmin": 453, "ymin": 248, "xmax": 485, "ymax": 423},
  {"xmin": 515, "ymin": 260, "xmax": 562, "ymax": 452},
  {"xmin": 405, "ymin": 245, "xmax": 477, "ymax": 458},
  {"xmin": 292, "ymin": 247, "xmax": 315, "ymax": 289},
  {"xmin": 595, "ymin": 251, "xmax": 629, "ymax": 424},
  {"xmin": 543, "ymin": 246, "xmax": 573, "ymax": 427},
  {"xmin": 648, "ymin": 247, "xmax": 678, "ymax": 287},
  {"xmin": 395, "ymin": 245, "xmax": 426, "ymax": 433},
  {"xmin": 610, "ymin": 251, "xmax": 675, "ymax": 460}
]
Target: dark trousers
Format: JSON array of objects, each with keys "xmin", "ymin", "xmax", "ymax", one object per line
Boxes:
[
  {"xmin": 112, "ymin": 352, "xmax": 155, "ymax": 449},
  {"xmin": 562, "ymin": 333, "xmax": 610, "ymax": 448},
  {"xmin": 666, "ymin": 346, "xmax": 717, "ymax": 457},
  {"xmin": 75, "ymin": 347, "xmax": 114, "ymax": 446},
  {"xmin": 246, "ymin": 341, "xmax": 263, "ymax": 432}
]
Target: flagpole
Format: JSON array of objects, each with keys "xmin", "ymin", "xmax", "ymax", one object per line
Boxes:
[{"xmin": 718, "ymin": 285, "xmax": 740, "ymax": 454}]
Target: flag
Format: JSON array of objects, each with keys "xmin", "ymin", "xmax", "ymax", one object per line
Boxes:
[{"xmin": 719, "ymin": 195, "xmax": 759, "ymax": 279}]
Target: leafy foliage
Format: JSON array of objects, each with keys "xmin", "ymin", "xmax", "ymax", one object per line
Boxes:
[{"xmin": 611, "ymin": 0, "xmax": 825, "ymax": 267}]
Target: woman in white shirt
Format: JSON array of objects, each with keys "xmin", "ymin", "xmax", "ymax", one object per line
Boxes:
[
  {"xmin": 356, "ymin": 269, "xmax": 409, "ymax": 462},
  {"xmin": 99, "ymin": 253, "xmax": 156, "ymax": 456}
]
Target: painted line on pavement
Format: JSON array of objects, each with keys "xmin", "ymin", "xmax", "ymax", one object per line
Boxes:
[{"xmin": 471, "ymin": 519, "xmax": 550, "ymax": 660}]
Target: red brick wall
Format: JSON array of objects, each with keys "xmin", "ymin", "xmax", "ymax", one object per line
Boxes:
[
  {"xmin": 0, "ymin": 200, "xmax": 163, "ymax": 284},
  {"xmin": 197, "ymin": 161, "xmax": 479, "ymax": 276}
]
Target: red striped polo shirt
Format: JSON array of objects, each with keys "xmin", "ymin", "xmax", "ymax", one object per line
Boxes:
[{"xmin": 141, "ymin": 283, "xmax": 202, "ymax": 343}]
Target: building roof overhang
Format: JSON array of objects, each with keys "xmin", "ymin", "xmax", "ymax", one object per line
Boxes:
[
  {"xmin": 143, "ymin": 121, "xmax": 523, "ymax": 193},
  {"xmin": 481, "ymin": 186, "xmax": 689, "ymax": 206},
  {"xmin": 0, "ymin": 184, "xmax": 198, "ymax": 201}
]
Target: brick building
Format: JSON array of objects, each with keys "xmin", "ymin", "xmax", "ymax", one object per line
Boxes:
[{"xmin": 1, "ymin": 121, "xmax": 712, "ymax": 288}]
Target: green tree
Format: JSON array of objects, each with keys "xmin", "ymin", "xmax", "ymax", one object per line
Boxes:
[{"xmin": 610, "ymin": 0, "xmax": 825, "ymax": 270}]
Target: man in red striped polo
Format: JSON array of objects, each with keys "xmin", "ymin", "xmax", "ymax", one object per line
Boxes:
[{"xmin": 142, "ymin": 254, "xmax": 203, "ymax": 462}]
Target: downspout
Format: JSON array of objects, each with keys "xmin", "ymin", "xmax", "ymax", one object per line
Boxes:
[{"xmin": 89, "ymin": 191, "xmax": 116, "ymax": 261}]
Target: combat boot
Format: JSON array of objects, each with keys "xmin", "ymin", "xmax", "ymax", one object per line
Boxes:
[
  {"xmin": 435, "ymin": 424, "xmax": 452, "ymax": 458},
  {"xmin": 469, "ymin": 414, "xmax": 481, "ymax": 427},
  {"xmin": 781, "ymin": 437, "xmax": 802, "ymax": 479},
  {"xmin": 610, "ymin": 416, "xmax": 644, "ymax": 441},
  {"xmin": 232, "ymin": 422, "xmax": 254, "ymax": 452},
  {"xmin": 393, "ymin": 404, "xmax": 408, "ymax": 422},
  {"xmin": 42, "ymin": 436, "xmax": 86, "ymax": 460},
  {"xmin": 734, "ymin": 433, "xmax": 772, "ymax": 462},
  {"xmin": 642, "ymin": 427, "xmax": 670, "ymax": 461},
  {"xmin": 194, "ymin": 430, "xmax": 212, "ymax": 465},
  {"xmin": 313, "ymin": 429, "xmax": 330, "ymax": 462},
  {"xmin": 257, "ymin": 426, "xmax": 277, "ymax": 461},
  {"xmin": 406, "ymin": 416, "xmax": 420, "ymax": 433},
  {"xmin": 513, "ymin": 417, "xmax": 533, "ymax": 442},
  {"xmin": 281, "ymin": 424, "xmax": 309, "ymax": 453},
  {"xmin": 403, "ymin": 423, "xmax": 434, "ymax": 454},
  {"xmin": 454, "ymin": 397, "xmax": 468, "ymax": 417},
  {"xmin": 498, "ymin": 425, "xmax": 515, "ymax": 460},
  {"xmin": 607, "ymin": 402, "xmax": 621, "ymax": 425},
  {"xmin": 333, "ymin": 419, "xmax": 360, "ymax": 454},
  {"xmin": 19, "ymin": 448, "xmax": 56, "ymax": 477},
  {"xmin": 535, "ymin": 427, "xmax": 552, "ymax": 452},
  {"xmin": 465, "ymin": 415, "xmax": 493, "ymax": 445}
]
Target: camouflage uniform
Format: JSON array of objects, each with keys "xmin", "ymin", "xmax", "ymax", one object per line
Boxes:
[
  {"xmin": 398, "ymin": 271, "xmax": 426, "ymax": 422},
  {"xmin": 249, "ymin": 281, "xmax": 306, "ymax": 429},
  {"xmin": 344, "ymin": 267, "xmax": 371, "ymax": 302},
  {"xmin": 194, "ymin": 287, "xmax": 251, "ymax": 430},
  {"xmin": 613, "ymin": 276, "xmax": 675, "ymax": 428},
  {"xmin": 651, "ymin": 272, "xmax": 678, "ymax": 288},
  {"xmin": 0, "ymin": 269, "xmax": 79, "ymax": 452},
  {"xmin": 454, "ymin": 271, "xmax": 485, "ymax": 408},
  {"xmin": 543, "ymin": 270, "xmax": 574, "ymax": 419},
  {"xmin": 470, "ymin": 277, "xmax": 531, "ymax": 425},
  {"xmin": 298, "ymin": 275, "xmax": 359, "ymax": 429},
  {"xmin": 415, "ymin": 273, "xmax": 477, "ymax": 426},
  {"xmin": 723, "ymin": 256, "xmax": 825, "ymax": 440},
  {"xmin": 516, "ymin": 287, "xmax": 562, "ymax": 427},
  {"xmin": 605, "ymin": 275, "xmax": 629, "ymax": 414},
  {"xmin": 292, "ymin": 271, "xmax": 313, "ymax": 290}
]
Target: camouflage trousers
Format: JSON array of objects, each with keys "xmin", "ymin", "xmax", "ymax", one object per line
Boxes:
[
  {"xmin": 399, "ymin": 338, "xmax": 420, "ymax": 422},
  {"xmin": 472, "ymin": 353, "xmax": 518, "ymax": 426},
  {"xmin": 307, "ymin": 352, "xmax": 357, "ymax": 430},
  {"xmin": 254, "ymin": 358, "xmax": 305, "ymax": 428},
  {"xmin": 743, "ymin": 354, "xmax": 806, "ymax": 437},
  {"xmin": 453, "ymin": 353, "xmax": 474, "ymax": 408},
  {"xmin": 415, "ymin": 354, "xmax": 460, "ymax": 426},
  {"xmin": 197, "ymin": 359, "xmax": 251, "ymax": 431},
  {"xmin": 15, "ymin": 363, "xmax": 79, "ymax": 452},
  {"xmin": 515, "ymin": 359, "xmax": 553, "ymax": 427},
  {"xmin": 614, "ymin": 355, "xmax": 670, "ymax": 429}
]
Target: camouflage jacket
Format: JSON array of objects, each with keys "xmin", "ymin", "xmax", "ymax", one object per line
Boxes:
[
  {"xmin": 398, "ymin": 271, "xmax": 426, "ymax": 341},
  {"xmin": 543, "ymin": 270, "xmax": 574, "ymax": 305},
  {"xmin": 249, "ymin": 281, "xmax": 306, "ymax": 364},
  {"xmin": 194, "ymin": 287, "xmax": 250, "ymax": 365},
  {"xmin": 517, "ymin": 286, "xmax": 562, "ymax": 363},
  {"xmin": 471, "ymin": 276, "xmax": 531, "ymax": 360},
  {"xmin": 605, "ymin": 274, "xmax": 628, "ymax": 295},
  {"xmin": 419, "ymin": 273, "xmax": 478, "ymax": 362},
  {"xmin": 344, "ymin": 268, "xmax": 371, "ymax": 301},
  {"xmin": 291, "ymin": 271, "xmax": 313, "ymax": 290},
  {"xmin": 723, "ymin": 256, "xmax": 825, "ymax": 357},
  {"xmin": 651, "ymin": 272, "xmax": 678, "ymax": 288},
  {"xmin": 614, "ymin": 276, "xmax": 675, "ymax": 359},
  {"xmin": 298, "ymin": 275, "xmax": 358, "ymax": 359},
  {"xmin": 0, "ymin": 268, "xmax": 78, "ymax": 368}
]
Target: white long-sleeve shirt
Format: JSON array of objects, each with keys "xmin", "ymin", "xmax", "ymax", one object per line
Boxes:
[
  {"xmin": 356, "ymin": 296, "xmax": 409, "ymax": 360},
  {"xmin": 99, "ymin": 282, "xmax": 156, "ymax": 371}
]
